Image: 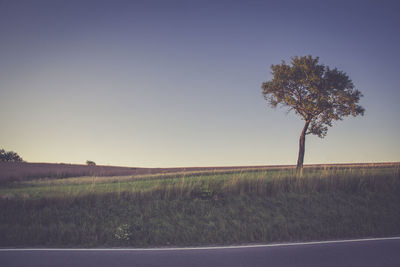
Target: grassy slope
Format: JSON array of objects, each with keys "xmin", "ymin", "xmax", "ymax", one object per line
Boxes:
[
  {"xmin": 0, "ymin": 165, "xmax": 399, "ymax": 247},
  {"xmin": 0, "ymin": 161, "xmax": 291, "ymax": 182}
]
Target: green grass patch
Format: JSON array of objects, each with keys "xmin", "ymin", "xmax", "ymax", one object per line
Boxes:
[{"xmin": 0, "ymin": 165, "xmax": 399, "ymax": 247}]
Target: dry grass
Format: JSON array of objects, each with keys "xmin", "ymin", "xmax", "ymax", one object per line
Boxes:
[
  {"xmin": 1, "ymin": 161, "xmax": 398, "ymax": 183},
  {"xmin": 1, "ymin": 163, "xmax": 399, "ymax": 247}
]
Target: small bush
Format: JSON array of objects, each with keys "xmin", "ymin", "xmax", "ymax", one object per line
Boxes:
[{"xmin": 114, "ymin": 224, "xmax": 131, "ymax": 241}]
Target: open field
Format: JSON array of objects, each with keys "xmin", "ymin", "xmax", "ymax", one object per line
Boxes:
[
  {"xmin": 0, "ymin": 162, "xmax": 399, "ymax": 247},
  {"xmin": 1, "ymin": 161, "xmax": 397, "ymax": 182},
  {"xmin": 0, "ymin": 162, "xmax": 290, "ymax": 183}
]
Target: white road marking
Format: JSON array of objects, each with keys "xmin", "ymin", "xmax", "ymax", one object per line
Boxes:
[{"xmin": 1, "ymin": 236, "xmax": 399, "ymax": 252}]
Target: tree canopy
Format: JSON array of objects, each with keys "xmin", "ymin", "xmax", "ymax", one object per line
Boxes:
[
  {"xmin": 0, "ymin": 148, "xmax": 24, "ymax": 162},
  {"xmin": 262, "ymin": 55, "xmax": 364, "ymax": 169},
  {"xmin": 86, "ymin": 160, "xmax": 96, "ymax": 166},
  {"xmin": 262, "ymin": 55, "xmax": 364, "ymax": 138}
]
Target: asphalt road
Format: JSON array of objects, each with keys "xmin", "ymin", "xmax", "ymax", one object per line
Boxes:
[{"xmin": 1, "ymin": 237, "xmax": 400, "ymax": 267}]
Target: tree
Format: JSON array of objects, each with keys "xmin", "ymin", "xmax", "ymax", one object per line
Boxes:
[
  {"xmin": 0, "ymin": 148, "xmax": 24, "ymax": 162},
  {"xmin": 261, "ymin": 55, "xmax": 364, "ymax": 170},
  {"xmin": 86, "ymin": 160, "xmax": 96, "ymax": 166}
]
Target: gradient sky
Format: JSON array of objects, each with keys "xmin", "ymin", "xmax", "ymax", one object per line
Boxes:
[{"xmin": 1, "ymin": 0, "xmax": 399, "ymax": 167}]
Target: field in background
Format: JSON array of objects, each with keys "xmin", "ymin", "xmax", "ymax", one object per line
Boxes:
[
  {"xmin": 1, "ymin": 161, "xmax": 396, "ymax": 182},
  {"xmin": 0, "ymin": 162, "xmax": 288, "ymax": 183},
  {"xmin": 0, "ymin": 162, "xmax": 399, "ymax": 247}
]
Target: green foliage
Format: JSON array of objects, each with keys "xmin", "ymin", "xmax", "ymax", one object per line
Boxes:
[
  {"xmin": 0, "ymin": 148, "xmax": 23, "ymax": 162},
  {"xmin": 262, "ymin": 55, "xmax": 364, "ymax": 138}
]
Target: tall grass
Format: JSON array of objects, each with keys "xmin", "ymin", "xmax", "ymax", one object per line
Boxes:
[
  {"xmin": 0, "ymin": 165, "xmax": 399, "ymax": 247},
  {"xmin": 2, "ymin": 165, "xmax": 398, "ymax": 200}
]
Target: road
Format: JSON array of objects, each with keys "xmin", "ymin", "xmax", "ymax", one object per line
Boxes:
[{"xmin": 1, "ymin": 237, "xmax": 400, "ymax": 267}]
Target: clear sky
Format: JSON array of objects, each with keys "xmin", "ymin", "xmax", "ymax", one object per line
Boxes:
[{"xmin": 1, "ymin": 0, "xmax": 399, "ymax": 167}]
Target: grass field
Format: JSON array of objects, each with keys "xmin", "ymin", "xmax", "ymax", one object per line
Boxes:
[{"xmin": 0, "ymin": 163, "xmax": 399, "ymax": 247}]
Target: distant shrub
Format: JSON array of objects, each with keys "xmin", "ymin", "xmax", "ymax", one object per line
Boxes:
[
  {"xmin": 86, "ymin": 160, "xmax": 96, "ymax": 166},
  {"xmin": 0, "ymin": 148, "xmax": 23, "ymax": 162}
]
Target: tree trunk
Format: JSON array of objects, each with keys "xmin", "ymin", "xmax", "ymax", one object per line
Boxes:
[{"xmin": 297, "ymin": 121, "xmax": 310, "ymax": 171}]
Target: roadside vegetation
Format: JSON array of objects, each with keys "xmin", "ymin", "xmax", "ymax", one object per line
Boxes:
[{"xmin": 0, "ymin": 164, "xmax": 399, "ymax": 247}]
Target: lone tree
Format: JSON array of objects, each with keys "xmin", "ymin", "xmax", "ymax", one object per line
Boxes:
[
  {"xmin": 262, "ymin": 55, "xmax": 364, "ymax": 170},
  {"xmin": 0, "ymin": 148, "xmax": 24, "ymax": 162},
  {"xmin": 86, "ymin": 160, "xmax": 96, "ymax": 166}
]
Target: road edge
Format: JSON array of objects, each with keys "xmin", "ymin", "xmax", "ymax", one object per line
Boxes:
[{"xmin": 1, "ymin": 236, "xmax": 400, "ymax": 251}]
